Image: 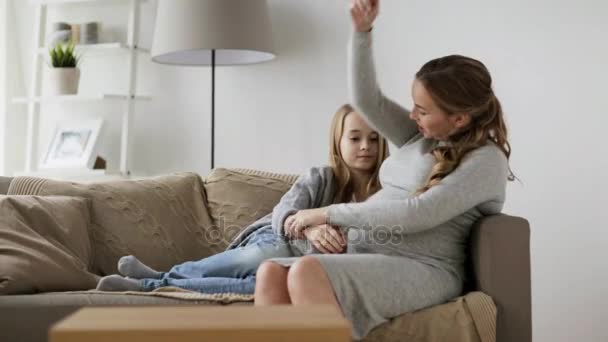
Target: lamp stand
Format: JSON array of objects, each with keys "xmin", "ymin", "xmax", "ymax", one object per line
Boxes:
[{"xmin": 150, "ymin": 1, "xmax": 275, "ymax": 172}]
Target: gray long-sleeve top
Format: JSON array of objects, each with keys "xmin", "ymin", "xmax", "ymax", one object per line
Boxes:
[{"xmin": 324, "ymin": 31, "xmax": 509, "ymax": 270}]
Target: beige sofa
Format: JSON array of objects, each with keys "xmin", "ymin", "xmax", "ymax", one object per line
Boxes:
[{"xmin": 0, "ymin": 168, "xmax": 531, "ymax": 342}]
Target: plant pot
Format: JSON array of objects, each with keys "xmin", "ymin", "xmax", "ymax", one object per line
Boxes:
[{"xmin": 44, "ymin": 67, "xmax": 80, "ymax": 96}]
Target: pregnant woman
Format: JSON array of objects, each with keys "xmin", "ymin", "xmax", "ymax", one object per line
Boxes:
[{"xmin": 254, "ymin": 0, "xmax": 514, "ymax": 340}]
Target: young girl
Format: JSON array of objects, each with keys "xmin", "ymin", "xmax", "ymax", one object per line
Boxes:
[{"xmin": 95, "ymin": 104, "xmax": 389, "ymax": 293}]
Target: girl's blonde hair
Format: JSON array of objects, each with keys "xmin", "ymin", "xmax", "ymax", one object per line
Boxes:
[
  {"xmin": 414, "ymin": 55, "xmax": 514, "ymax": 195},
  {"xmin": 329, "ymin": 104, "xmax": 389, "ymax": 203}
]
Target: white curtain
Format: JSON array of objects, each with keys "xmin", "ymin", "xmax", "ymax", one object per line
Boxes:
[
  {"xmin": 0, "ymin": 0, "xmax": 5, "ymax": 103},
  {"xmin": 0, "ymin": 0, "xmax": 7, "ymax": 175},
  {"xmin": 0, "ymin": 0, "xmax": 25, "ymax": 176},
  {"xmin": 0, "ymin": 0, "xmax": 26, "ymax": 176}
]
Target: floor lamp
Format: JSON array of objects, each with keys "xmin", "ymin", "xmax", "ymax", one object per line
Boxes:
[{"xmin": 151, "ymin": 0, "xmax": 275, "ymax": 170}]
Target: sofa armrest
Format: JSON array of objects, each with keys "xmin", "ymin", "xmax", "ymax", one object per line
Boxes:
[
  {"xmin": 470, "ymin": 214, "xmax": 531, "ymax": 342},
  {"xmin": 0, "ymin": 177, "xmax": 12, "ymax": 195}
]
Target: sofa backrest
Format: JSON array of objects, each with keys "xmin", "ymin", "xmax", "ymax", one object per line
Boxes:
[
  {"xmin": 202, "ymin": 168, "xmax": 299, "ymax": 250},
  {"xmin": 7, "ymin": 173, "xmax": 217, "ymax": 276}
]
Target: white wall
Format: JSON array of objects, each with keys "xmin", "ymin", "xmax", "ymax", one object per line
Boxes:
[{"xmin": 10, "ymin": 0, "xmax": 608, "ymax": 341}]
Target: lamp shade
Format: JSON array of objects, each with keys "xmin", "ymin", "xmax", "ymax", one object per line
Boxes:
[{"xmin": 151, "ymin": 0, "xmax": 275, "ymax": 66}]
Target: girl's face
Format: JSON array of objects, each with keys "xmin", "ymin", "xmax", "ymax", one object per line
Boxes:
[
  {"xmin": 339, "ymin": 112, "xmax": 380, "ymax": 173},
  {"xmin": 410, "ymin": 80, "xmax": 464, "ymax": 141}
]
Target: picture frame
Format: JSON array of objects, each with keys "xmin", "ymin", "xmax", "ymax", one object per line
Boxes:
[{"xmin": 40, "ymin": 119, "xmax": 104, "ymax": 170}]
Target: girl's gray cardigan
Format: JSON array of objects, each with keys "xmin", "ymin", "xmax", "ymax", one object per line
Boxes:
[{"xmin": 225, "ymin": 166, "xmax": 336, "ymax": 254}]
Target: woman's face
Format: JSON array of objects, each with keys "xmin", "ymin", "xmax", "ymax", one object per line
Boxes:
[
  {"xmin": 339, "ymin": 112, "xmax": 379, "ymax": 174},
  {"xmin": 410, "ymin": 80, "xmax": 463, "ymax": 141}
]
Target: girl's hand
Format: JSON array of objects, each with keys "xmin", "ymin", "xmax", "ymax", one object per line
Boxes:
[
  {"xmin": 350, "ymin": 0, "xmax": 379, "ymax": 32},
  {"xmin": 284, "ymin": 214, "xmax": 305, "ymax": 239},
  {"xmin": 286, "ymin": 208, "xmax": 329, "ymax": 238},
  {"xmin": 304, "ymin": 224, "xmax": 347, "ymax": 254}
]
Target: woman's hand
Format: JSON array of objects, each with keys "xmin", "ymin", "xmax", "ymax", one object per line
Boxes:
[
  {"xmin": 304, "ymin": 224, "xmax": 347, "ymax": 254},
  {"xmin": 350, "ymin": 0, "xmax": 379, "ymax": 32}
]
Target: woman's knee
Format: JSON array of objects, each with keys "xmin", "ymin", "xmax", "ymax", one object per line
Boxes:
[
  {"xmin": 256, "ymin": 261, "xmax": 288, "ymax": 285},
  {"xmin": 287, "ymin": 256, "xmax": 323, "ymax": 291},
  {"xmin": 254, "ymin": 261, "xmax": 291, "ymax": 305}
]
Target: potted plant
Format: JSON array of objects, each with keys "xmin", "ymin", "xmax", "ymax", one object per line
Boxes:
[{"xmin": 44, "ymin": 42, "xmax": 81, "ymax": 95}]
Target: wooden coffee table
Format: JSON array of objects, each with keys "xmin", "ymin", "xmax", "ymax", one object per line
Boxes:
[{"xmin": 49, "ymin": 305, "xmax": 351, "ymax": 342}]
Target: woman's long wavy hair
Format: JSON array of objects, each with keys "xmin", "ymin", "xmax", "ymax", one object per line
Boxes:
[
  {"xmin": 329, "ymin": 104, "xmax": 389, "ymax": 203},
  {"xmin": 414, "ymin": 55, "xmax": 514, "ymax": 195}
]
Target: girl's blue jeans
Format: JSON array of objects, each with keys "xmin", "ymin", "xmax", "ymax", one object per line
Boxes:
[{"xmin": 140, "ymin": 226, "xmax": 293, "ymax": 294}]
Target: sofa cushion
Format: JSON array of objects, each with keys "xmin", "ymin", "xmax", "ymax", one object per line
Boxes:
[
  {"xmin": 203, "ymin": 168, "xmax": 298, "ymax": 250},
  {"xmin": 361, "ymin": 294, "xmax": 486, "ymax": 342},
  {"xmin": 7, "ymin": 173, "xmax": 216, "ymax": 276},
  {"xmin": 0, "ymin": 195, "xmax": 98, "ymax": 294}
]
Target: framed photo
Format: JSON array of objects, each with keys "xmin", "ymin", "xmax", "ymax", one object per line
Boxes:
[{"xmin": 40, "ymin": 119, "xmax": 104, "ymax": 169}]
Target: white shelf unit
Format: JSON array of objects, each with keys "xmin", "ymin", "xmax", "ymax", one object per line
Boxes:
[
  {"xmin": 14, "ymin": 169, "xmax": 126, "ymax": 182},
  {"xmin": 31, "ymin": 0, "xmax": 148, "ymax": 5},
  {"xmin": 14, "ymin": 0, "xmax": 149, "ymax": 179},
  {"xmin": 13, "ymin": 94, "xmax": 152, "ymax": 104},
  {"xmin": 37, "ymin": 42, "xmax": 150, "ymax": 55}
]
